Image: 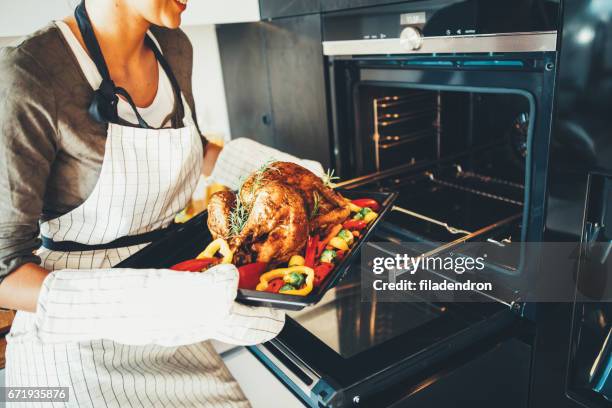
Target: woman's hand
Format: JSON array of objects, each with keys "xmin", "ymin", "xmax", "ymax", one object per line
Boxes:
[
  {"xmin": 0, "ymin": 263, "xmax": 49, "ymax": 312},
  {"xmin": 208, "ymin": 138, "xmax": 325, "ymax": 191},
  {"xmin": 31, "ymin": 264, "xmax": 284, "ymax": 346}
]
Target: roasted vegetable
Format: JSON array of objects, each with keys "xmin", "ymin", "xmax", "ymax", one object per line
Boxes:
[
  {"xmin": 170, "ymin": 258, "xmax": 218, "ymax": 272},
  {"xmin": 329, "ymin": 236, "xmax": 349, "ymax": 251},
  {"xmin": 289, "ymin": 255, "xmax": 305, "ymax": 267},
  {"xmin": 351, "ymin": 198, "xmax": 380, "ymax": 212},
  {"xmin": 318, "ymin": 224, "xmax": 343, "ymax": 255},
  {"xmin": 265, "ymin": 279, "xmax": 284, "ymax": 293},
  {"xmin": 337, "ymin": 229, "xmax": 354, "ymax": 245},
  {"xmin": 280, "ymin": 284, "xmax": 296, "ymax": 292},
  {"xmin": 256, "ymin": 265, "xmax": 315, "ymax": 296},
  {"xmin": 348, "ymin": 202, "xmax": 363, "ymax": 213},
  {"xmin": 314, "ymin": 262, "xmax": 334, "ymax": 286},
  {"xmin": 343, "ymin": 219, "xmax": 368, "ymax": 230},
  {"xmin": 363, "ymin": 210, "xmax": 378, "ymax": 223},
  {"xmin": 285, "ymin": 271, "xmax": 306, "ymax": 287},
  {"xmin": 355, "ymin": 207, "xmax": 372, "ymax": 219},
  {"xmin": 238, "ymin": 262, "xmax": 268, "ymax": 289},
  {"xmin": 304, "ymin": 235, "xmax": 319, "ymax": 268},
  {"xmin": 320, "ymin": 249, "xmax": 337, "ymax": 264},
  {"xmin": 197, "ymin": 238, "xmax": 233, "ymax": 264}
]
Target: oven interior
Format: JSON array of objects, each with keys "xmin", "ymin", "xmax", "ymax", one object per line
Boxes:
[{"xmin": 347, "ymin": 85, "xmax": 533, "ymax": 275}]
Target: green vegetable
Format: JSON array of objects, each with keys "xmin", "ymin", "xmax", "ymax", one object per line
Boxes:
[
  {"xmin": 354, "ymin": 207, "xmax": 372, "ymax": 220},
  {"xmin": 284, "ymin": 272, "xmax": 305, "ymax": 287},
  {"xmin": 337, "ymin": 229, "xmax": 354, "ymax": 245},
  {"xmin": 360, "ymin": 207, "xmax": 373, "ymax": 217},
  {"xmin": 320, "ymin": 249, "xmax": 337, "ymax": 263},
  {"xmin": 279, "ymin": 284, "xmax": 297, "ymax": 293}
]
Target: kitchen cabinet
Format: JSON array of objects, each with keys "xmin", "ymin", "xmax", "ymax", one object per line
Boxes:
[
  {"xmin": 217, "ymin": 23, "xmax": 276, "ymax": 147},
  {"xmin": 259, "ymin": 0, "xmax": 320, "ymax": 20},
  {"xmin": 320, "ymin": 0, "xmax": 414, "ymax": 12},
  {"xmin": 263, "ymin": 14, "xmax": 330, "ymax": 167},
  {"xmin": 218, "ymin": 15, "xmax": 331, "ymax": 168}
]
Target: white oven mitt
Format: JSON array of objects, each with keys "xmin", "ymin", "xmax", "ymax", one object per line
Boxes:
[
  {"xmin": 33, "ymin": 264, "xmax": 285, "ymax": 347},
  {"xmin": 209, "ymin": 137, "xmax": 325, "ymax": 190}
]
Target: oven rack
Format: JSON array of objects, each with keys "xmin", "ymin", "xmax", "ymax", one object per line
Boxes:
[
  {"xmin": 390, "ymin": 168, "xmax": 524, "ymax": 207},
  {"xmin": 425, "ymin": 171, "xmax": 524, "ymax": 206},
  {"xmin": 453, "ymin": 165, "xmax": 525, "ymax": 190},
  {"xmin": 390, "ymin": 205, "xmax": 517, "ymax": 247}
]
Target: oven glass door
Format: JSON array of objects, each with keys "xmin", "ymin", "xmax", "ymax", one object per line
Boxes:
[{"xmin": 273, "ymin": 226, "xmax": 513, "ymax": 395}]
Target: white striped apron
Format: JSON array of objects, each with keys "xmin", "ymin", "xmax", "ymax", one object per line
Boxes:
[{"xmin": 5, "ymin": 94, "xmax": 251, "ymax": 407}]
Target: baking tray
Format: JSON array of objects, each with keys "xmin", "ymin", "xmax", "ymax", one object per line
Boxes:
[{"xmin": 117, "ymin": 189, "xmax": 397, "ymax": 310}]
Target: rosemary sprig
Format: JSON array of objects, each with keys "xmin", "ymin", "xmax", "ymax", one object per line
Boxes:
[
  {"xmin": 249, "ymin": 159, "xmax": 279, "ymax": 194},
  {"xmin": 229, "ymin": 159, "xmax": 280, "ymax": 238},
  {"xmin": 228, "ymin": 196, "xmax": 249, "ymax": 238},
  {"xmin": 309, "ymin": 191, "xmax": 320, "ymax": 220},
  {"xmin": 322, "ymin": 168, "xmax": 340, "ymax": 188}
]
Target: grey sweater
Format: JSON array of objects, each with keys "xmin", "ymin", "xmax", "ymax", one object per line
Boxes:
[{"xmin": 0, "ymin": 23, "xmax": 206, "ymax": 282}]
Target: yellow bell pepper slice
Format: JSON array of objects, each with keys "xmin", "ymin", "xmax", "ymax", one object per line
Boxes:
[
  {"xmin": 363, "ymin": 211, "xmax": 378, "ymax": 224},
  {"xmin": 255, "ymin": 265, "xmax": 314, "ymax": 296},
  {"xmin": 288, "ymin": 255, "xmax": 305, "ymax": 267},
  {"xmin": 329, "ymin": 236, "xmax": 349, "ymax": 251},
  {"xmin": 197, "ymin": 238, "xmax": 233, "ymax": 264},
  {"xmin": 348, "ymin": 202, "xmax": 362, "ymax": 213}
]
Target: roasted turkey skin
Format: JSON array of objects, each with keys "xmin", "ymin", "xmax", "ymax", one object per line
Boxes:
[{"xmin": 207, "ymin": 161, "xmax": 349, "ymax": 265}]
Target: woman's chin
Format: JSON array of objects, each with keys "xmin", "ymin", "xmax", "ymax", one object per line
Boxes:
[{"xmin": 159, "ymin": 14, "xmax": 182, "ymax": 29}]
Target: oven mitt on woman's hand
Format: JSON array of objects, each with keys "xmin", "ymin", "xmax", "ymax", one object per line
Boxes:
[
  {"xmin": 209, "ymin": 137, "xmax": 325, "ymax": 191},
  {"xmin": 33, "ymin": 264, "xmax": 285, "ymax": 346}
]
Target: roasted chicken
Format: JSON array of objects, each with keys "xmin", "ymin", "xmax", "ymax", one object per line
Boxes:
[{"xmin": 207, "ymin": 161, "xmax": 350, "ymax": 265}]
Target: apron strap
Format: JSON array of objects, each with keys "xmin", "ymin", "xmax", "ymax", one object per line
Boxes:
[
  {"xmin": 74, "ymin": 1, "xmax": 185, "ymax": 129},
  {"xmin": 41, "ymin": 225, "xmax": 177, "ymax": 252}
]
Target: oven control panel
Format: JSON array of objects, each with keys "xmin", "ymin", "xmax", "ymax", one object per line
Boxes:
[
  {"xmin": 322, "ymin": 0, "xmax": 558, "ymax": 42},
  {"xmin": 322, "ymin": 0, "xmax": 559, "ymax": 56}
]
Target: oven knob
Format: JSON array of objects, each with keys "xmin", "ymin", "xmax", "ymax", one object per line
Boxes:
[{"xmin": 399, "ymin": 27, "xmax": 423, "ymax": 51}]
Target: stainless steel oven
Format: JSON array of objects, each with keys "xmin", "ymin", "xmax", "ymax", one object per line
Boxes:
[{"xmin": 249, "ymin": 1, "xmax": 560, "ymax": 407}]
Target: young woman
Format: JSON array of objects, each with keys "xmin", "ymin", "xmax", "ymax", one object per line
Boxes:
[{"xmin": 0, "ymin": 0, "xmax": 320, "ymax": 405}]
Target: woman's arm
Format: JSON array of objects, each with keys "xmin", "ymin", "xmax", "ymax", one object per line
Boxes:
[
  {"xmin": 0, "ymin": 49, "xmax": 58, "ymax": 313},
  {"xmin": 0, "ymin": 264, "xmax": 48, "ymax": 312},
  {"xmin": 201, "ymin": 141, "xmax": 222, "ymax": 177}
]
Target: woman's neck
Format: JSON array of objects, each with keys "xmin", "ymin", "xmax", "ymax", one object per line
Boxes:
[{"xmin": 84, "ymin": 0, "xmax": 150, "ymax": 64}]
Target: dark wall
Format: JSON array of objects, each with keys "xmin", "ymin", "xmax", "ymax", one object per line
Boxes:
[
  {"xmin": 217, "ymin": 16, "xmax": 331, "ymax": 168},
  {"xmin": 259, "ymin": 0, "xmax": 420, "ymax": 19},
  {"xmin": 260, "ymin": 0, "xmax": 320, "ymax": 19}
]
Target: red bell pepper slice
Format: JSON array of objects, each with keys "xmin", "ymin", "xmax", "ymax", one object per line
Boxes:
[
  {"xmin": 171, "ymin": 258, "xmax": 218, "ymax": 272},
  {"xmin": 238, "ymin": 262, "xmax": 268, "ymax": 290},
  {"xmin": 304, "ymin": 235, "xmax": 319, "ymax": 268},
  {"xmin": 343, "ymin": 219, "xmax": 368, "ymax": 231},
  {"xmin": 351, "ymin": 198, "xmax": 380, "ymax": 212},
  {"xmin": 314, "ymin": 262, "xmax": 334, "ymax": 287},
  {"xmin": 265, "ymin": 278, "xmax": 284, "ymax": 293}
]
